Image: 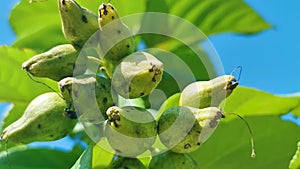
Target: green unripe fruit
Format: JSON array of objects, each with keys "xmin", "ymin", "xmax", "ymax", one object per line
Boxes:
[
  {"xmin": 58, "ymin": 75, "xmax": 114, "ymax": 122},
  {"xmin": 22, "ymin": 44, "xmax": 87, "ymax": 81},
  {"xmin": 179, "ymin": 75, "xmax": 238, "ymax": 108},
  {"xmin": 148, "ymin": 151, "xmax": 199, "ymax": 169},
  {"xmin": 158, "ymin": 106, "xmax": 224, "ymax": 153},
  {"xmin": 104, "ymin": 106, "xmax": 157, "ymax": 157},
  {"xmin": 0, "ymin": 92, "xmax": 77, "ymax": 144},
  {"xmin": 98, "ymin": 3, "xmax": 135, "ymax": 63},
  {"xmin": 58, "ymin": 0, "xmax": 99, "ymax": 48},
  {"xmin": 112, "ymin": 52, "xmax": 163, "ymax": 99},
  {"xmin": 108, "ymin": 157, "xmax": 146, "ymax": 169}
]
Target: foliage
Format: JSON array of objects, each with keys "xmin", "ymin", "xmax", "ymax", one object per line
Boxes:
[{"xmin": 1, "ymin": 0, "xmax": 299, "ymax": 169}]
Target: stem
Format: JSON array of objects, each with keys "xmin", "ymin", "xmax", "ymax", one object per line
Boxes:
[{"xmin": 227, "ymin": 112, "xmax": 256, "ymax": 158}]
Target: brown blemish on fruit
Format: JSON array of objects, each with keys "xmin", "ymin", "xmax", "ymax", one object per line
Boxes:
[
  {"xmin": 197, "ymin": 142, "xmax": 201, "ymax": 146},
  {"xmin": 209, "ymin": 111, "xmax": 224, "ymax": 128},
  {"xmin": 140, "ymin": 92, "xmax": 145, "ymax": 96},
  {"xmin": 184, "ymin": 143, "xmax": 191, "ymax": 149},
  {"xmin": 126, "ymin": 44, "xmax": 130, "ymax": 48},
  {"xmin": 117, "ymin": 30, "xmax": 121, "ymax": 34},
  {"xmin": 103, "ymin": 97, "xmax": 108, "ymax": 104},
  {"xmin": 112, "ymin": 16, "xmax": 115, "ymax": 20}
]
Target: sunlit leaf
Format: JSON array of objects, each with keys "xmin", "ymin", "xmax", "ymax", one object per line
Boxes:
[
  {"xmin": 71, "ymin": 144, "xmax": 93, "ymax": 169},
  {"xmin": 223, "ymin": 87, "xmax": 300, "ymax": 117},
  {"xmin": 92, "ymin": 143, "xmax": 114, "ymax": 169},
  {"xmin": 191, "ymin": 116, "xmax": 300, "ymax": 169},
  {"xmin": 0, "ymin": 145, "xmax": 82, "ymax": 169},
  {"xmin": 289, "ymin": 141, "xmax": 300, "ymax": 169}
]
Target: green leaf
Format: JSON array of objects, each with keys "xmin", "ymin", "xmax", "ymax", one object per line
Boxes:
[
  {"xmin": 223, "ymin": 87, "xmax": 300, "ymax": 117},
  {"xmin": 166, "ymin": 0, "xmax": 271, "ymax": 36},
  {"xmin": 71, "ymin": 144, "xmax": 93, "ymax": 169},
  {"xmin": 0, "ymin": 145, "xmax": 82, "ymax": 169},
  {"xmin": 10, "ymin": 1, "xmax": 67, "ymax": 52},
  {"xmin": 191, "ymin": 116, "xmax": 300, "ymax": 169},
  {"xmin": 92, "ymin": 144, "xmax": 114, "ymax": 169},
  {"xmin": 0, "ymin": 46, "xmax": 57, "ymax": 129},
  {"xmin": 290, "ymin": 141, "xmax": 300, "ymax": 169}
]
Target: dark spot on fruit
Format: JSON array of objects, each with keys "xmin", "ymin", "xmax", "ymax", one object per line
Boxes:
[
  {"xmin": 152, "ymin": 77, "xmax": 157, "ymax": 82},
  {"xmin": 37, "ymin": 124, "xmax": 42, "ymax": 129},
  {"xmin": 64, "ymin": 9, "xmax": 68, "ymax": 12},
  {"xmin": 197, "ymin": 142, "xmax": 201, "ymax": 146},
  {"xmin": 113, "ymin": 121, "xmax": 119, "ymax": 128},
  {"xmin": 112, "ymin": 16, "xmax": 115, "ymax": 20},
  {"xmin": 135, "ymin": 130, "xmax": 141, "ymax": 135},
  {"xmin": 103, "ymin": 97, "xmax": 108, "ymax": 104},
  {"xmin": 111, "ymin": 6, "xmax": 114, "ymax": 10},
  {"xmin": 115, "ymin": 149, "xmax": 121, "ymax": 153},
  {"xmin": 184, "ymin": 144, "xmax": 191, "ymax": 149},
  {"xmin": 126, "ymin": 44, "xmax": 130, "ymax": 48},
  {"xmin": 82, "ymin": 15, "xmax": 88, "ymax": 23},
  {"xmin": 140, "ymin": 92, "xmax": 145, "ymax": 96},
  {"xmin": 58, "ymin": 56, "xmax": 62, "ymax": 59},
  {"xmin": 197, "ymin": 130, "xmax": 201, "ymax": 134},
  {"xmin": 187, "ymin": 131, "xmax": 191, "ymax": 135},
  {"xmin": 117, "ymin": 30, "xmax": 121, "ymax": 34},
  {"xmin": 128, "ymin": 86, "xmax": 131, "ymax": 92},
  {"xmin": 61, "ymin": 0, "xmax": 66, "ymax": 5},
  {"xmin": 100, "ymin": 83, "xmax": 107, "ymax": 90}
]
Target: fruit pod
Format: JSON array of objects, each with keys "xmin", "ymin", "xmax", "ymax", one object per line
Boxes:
[
  {"xmin": 98, "ymin": 3, "xmax": 135, "ymax": 63},
  {"xmin": 58, "ymin": 75, "xmax": 114, "ymax": 122},
  {"xmin": 148, "ymin": 151, "xmax": 199, "ymax": 169},
  {"xmin": 112, "ymin": 52, "xmax": 164, "ymax": 99},
  {"xmin": 179, "ymin": 75, "xmax": 238, "ymax": 108},
  {"xmin": 0, "ymin": 92, "xmax": 77, "ymax": 144},
  {"xmin": 58, "ymin": 0, "xmax": 99, "ymax": 48},
  {"xmin": 104, "ymin": 106, "xmax": 157, "ymax": 157},
  {"xmin": 157, "ymin": 106, "xmax": 224, "ymax": 153},
  {"xmin": 22, "ymin": 44, "xmax": 87, "ymax": 81},
  {"xmin": 108, "ymin": 157, "xmax": 146, "ymax": 169}
]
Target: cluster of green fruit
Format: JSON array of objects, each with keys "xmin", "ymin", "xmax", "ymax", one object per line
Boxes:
[{"xmin": 0, "ymin": 0, "xmax": 240, "ymax": 168}]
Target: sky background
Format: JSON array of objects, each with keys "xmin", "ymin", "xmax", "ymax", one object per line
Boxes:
[{"xmin": 0, "ymin": 0, "xmax": 300, "ymax": 148}]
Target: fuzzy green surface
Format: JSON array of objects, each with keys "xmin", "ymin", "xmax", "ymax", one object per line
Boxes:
[
  {"xmin": 58, "ymin": 0, "xmax": 99, "ymax": 47},
  {"xmin": 108, "ymin": 157, "xmax": 146, "ymax": 169},
  {"xmin": 22, "ymin": 44, "xmax": 87, "ymax": 81},
  {"xmin": 105, "ymin": 106, "xmax": 157, "ymax": 157},
  {"xmin": 148, "ymin": 151, "xmax": 199, "ymax": 169},
  {"xmin": 112, "ymin": 52, "xmax": 163, "ymax": 98},
  {"xmin": 1, "ymin": 92, "xmax": 77, "ymax": 144},
  {"xmin": 179, "ymin": 75, "xmax": 236, "ymax": 108}
]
